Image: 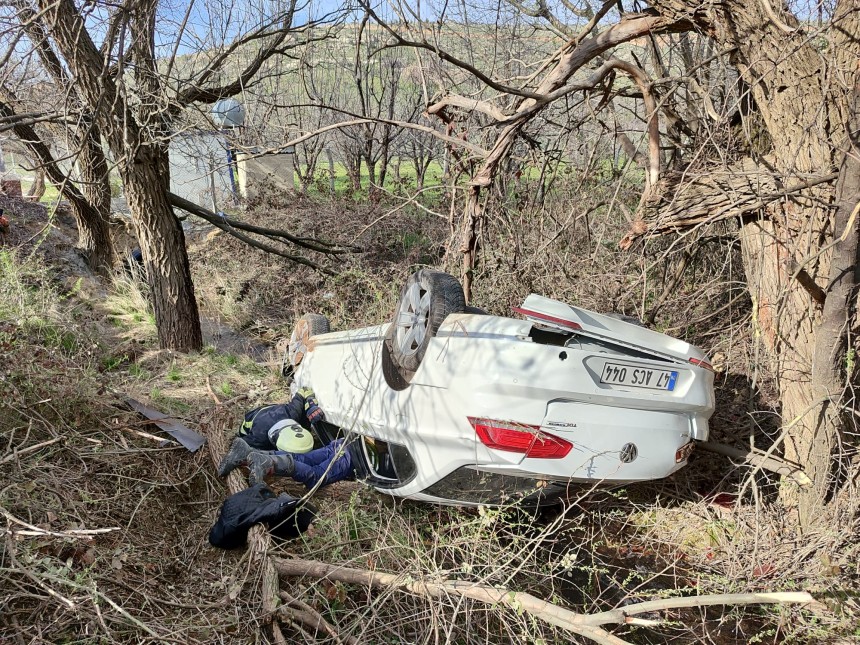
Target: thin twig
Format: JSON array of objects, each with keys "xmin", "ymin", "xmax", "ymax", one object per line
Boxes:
[
  {"xmin": 206, "ymin": 376, "xmax": 222, "ymax": 405},
  {"xmin": 2, "ymin": 509, "xmax": 120, "ymax": 540},
  {"xmin": 0, "ymin": 437, "xmax": 62, "ymax": 465}
]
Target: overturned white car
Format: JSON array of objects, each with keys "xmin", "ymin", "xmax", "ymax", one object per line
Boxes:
[{"xmin": 286, "ymin": 269, "xmax": 715, "ymax": 506}]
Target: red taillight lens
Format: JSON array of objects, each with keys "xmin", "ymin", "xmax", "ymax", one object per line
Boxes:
[
  {"xmin": 469, "ymin": 418, "xmax": 572, "ymax": 459},
  {"xmin": 689, "ymin": 357, "xmax": 714, "ymax": 372},
  {"xmin": 675, "ymin": 441, "xmax": 695, "ymax": 463}
]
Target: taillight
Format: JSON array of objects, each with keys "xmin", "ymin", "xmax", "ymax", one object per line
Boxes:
[
  {"xmin": 675, "ymin": 441, "xmax": 695, "ymax": 463},
  {"xmin": 469, "ymin": 418, "xmax": 572, "ymax": 459},
  {"xmin": 689, "ymin": 357, "xmax": 714, "ymax": 372}
]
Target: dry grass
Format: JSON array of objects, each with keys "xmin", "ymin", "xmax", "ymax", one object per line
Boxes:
[
  {"xmin": 0, "ymin": 249, "xmax": 252, "ymax": 643},
  {"xmin": 1, "ymin": 182, "xmax": 858, "ymax": 644}
]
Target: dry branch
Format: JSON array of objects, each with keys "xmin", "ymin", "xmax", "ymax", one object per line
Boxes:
[
  {"xmin": 698, "ymin": 441, "xmax": 813, "ymax": 487},
  {"xmin": 274, "ymin": 557, "xmax": 815, "ymax": 645},
  {"xmin": 784, "ymin": 256, "xmax": 827, "ymax": 306},
  {"xmin": 262, "ymin": 111, "xmax": 492, "ymax": 158},
  {"xmin": 167, "ymin": 192, "xmax": 355, "ymax": 254},
  {"xmin": 426, "ymin": 95, "xmax": 511, "ymax": 122},
  {"xmin": 621, "ymin": 159, "xmax": 839, "ymax": 248},
  {"xmin": 0, "ymin": 437, "xmax": 62, "ymax": 465},
  {"xmin": 168, "ymin": 193, "xmax": 336, "ymax": 276},
  {"xmin": 278, "ymin": 590, "xmax": 358, "ymax": 645},
  {"xmin": 2, "ymin": 508, "xmax": 120, "ymax": 540}
]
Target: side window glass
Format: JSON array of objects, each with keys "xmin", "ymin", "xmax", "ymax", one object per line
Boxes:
[
  {"xmin": 389, "ymin": 443, "xmax": 416, "ymax": 482},
  {"xmin": 363, "ymin": 438, "xmax": 398, "ymax": 480}
]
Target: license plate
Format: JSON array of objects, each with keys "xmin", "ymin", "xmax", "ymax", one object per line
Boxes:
[{"xmin": 600, "ymin": 362, "xmax": 678, "ymax": 391}]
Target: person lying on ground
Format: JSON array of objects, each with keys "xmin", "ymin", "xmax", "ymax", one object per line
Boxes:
[
  {"xmin": 218, "ymin": 435, "xmax": 355, "ymax": 489},
  {"xmin": 218, "ymin": 386, "xmax": 356, "ymax": 490},
  {"xmin": 238, "ymin": 387, "xmax": 324, "ymax": 452}
]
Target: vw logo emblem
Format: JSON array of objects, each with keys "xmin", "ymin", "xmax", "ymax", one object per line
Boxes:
[{"xmin": 619, "ymin": 443, "xmax": 638, "ymax": 463}]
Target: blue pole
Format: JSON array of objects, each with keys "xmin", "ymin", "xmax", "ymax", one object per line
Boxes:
[{"xmin": 225, "ymin": 141, "xmax": 237, "ymax": 196}]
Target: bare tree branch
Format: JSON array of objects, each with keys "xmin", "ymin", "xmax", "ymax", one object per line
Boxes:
[
  {"xmin": 275, "ymin": 557, "xmax": 816, "ymax": 645},
  {"xmin": 241, "ymin": 113, "xmax": 490, "ymax": 158},
  {"xmin": 173, "ymin": 4, "xmax": 343, "ymax": 109},
  {"xmin": 167, "ymin": 192, "xmax": 338, "ymax": 275},
  {"xmin": 0, "ymin": 110, "xmax": 71, "ymax": 131},
  {"xmin": 426, "ymin": 95, "xmax": 510, "ymax": 122},
  {"xmin": 358, "ymin": 0, "xmax": 545, "ymax": 100}
]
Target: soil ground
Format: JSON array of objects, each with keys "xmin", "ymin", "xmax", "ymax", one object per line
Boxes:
[{"xmin": 1, "ymin": 193, "xmax": 857, "ymax": 644}]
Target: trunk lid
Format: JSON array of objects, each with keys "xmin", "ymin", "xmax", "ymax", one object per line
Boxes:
[{"xmin": 515, "ymin": 294, "xmax": 709, "ymax": 365}]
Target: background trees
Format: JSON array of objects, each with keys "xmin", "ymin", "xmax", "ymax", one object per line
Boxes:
[{"xmin": 2, "ymin": 0, "xmax": 345, "ymax": 350}]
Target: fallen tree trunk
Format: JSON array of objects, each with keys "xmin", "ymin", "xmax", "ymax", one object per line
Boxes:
[{"xmin": 274, "ymin": 556, "xmax": 816, "ymax": 645}]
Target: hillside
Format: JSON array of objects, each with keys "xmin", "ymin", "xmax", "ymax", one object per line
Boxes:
[{"xmin": 0, "ymin": 192, "xmax": 857, "ymax": 644}]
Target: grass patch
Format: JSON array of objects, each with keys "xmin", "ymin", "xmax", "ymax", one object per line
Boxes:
[
  {"xmin": 103, "ymin": 273, "xmax": 157, "ymax": 343},
  {"xmin": 166, "ymin": 362, "xmax": 183, "ymax": 382},
  {"xmin": 299, "ymin": 158, "xmax": 447, "ymax": 198},
  {"xmin": 0, "ymin": 249, "xmax": 57, "ymax": 320}
]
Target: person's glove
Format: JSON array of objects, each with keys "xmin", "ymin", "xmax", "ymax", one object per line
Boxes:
[{"xmin": 300, "ymin": 387, "xmax": 325, "ymax": 424}]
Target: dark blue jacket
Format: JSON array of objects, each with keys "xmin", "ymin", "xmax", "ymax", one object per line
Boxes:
[{"xmin": 238, "ymin": 392, "xmax": 309, "ymax": 450}]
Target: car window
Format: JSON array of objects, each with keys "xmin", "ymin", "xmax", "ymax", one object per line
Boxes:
[
  {"xmin": 358, "ymin": 437, "xmax": 418, "ymax": 487},
  {"xmin": 362, "ymin": 438, "xmax": 398, "ymax": 480}
]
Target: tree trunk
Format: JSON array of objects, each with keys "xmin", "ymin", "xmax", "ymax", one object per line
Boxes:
[
  {"xmin": 646, "ymin": 0, "xmax": 860, "ymax": 525},
  {"xmin": 292, "ymin": 151, "xmax": 303, "ymax": 194},
  {"xmin": 460, "ymin": 186, "xmax": 483, "ymax": 302},
  {"xmin": 0, "ymin": 99, "xmax": 114, "ymax": 275},
  {"xmin": 25, "ymin": 165, "xmax": 45, "ymax": 200},
  {"xmin": 39, "ymin": 0, "xmax": 202, "ymax": 351},
  {"xmin": 415, "ymin": 158, "xmax": 425, "ymax": 191},
  {"xmin": 325, "ymin": 149, "xmax": 336, "ymax": 194},
  {"xmin": 364, "ymin": 154, "xmax": 376, "ymax": 189},
  {"xmin": 392, "ymin": 156, "xmax": 401, "ymax": 189},
  {"xmin": 805, "ymin": 75, "xmax": 860, "ymax": 519},
  {"xmin": 343, "ymin": 151, "xmax": 361, "ymax": 191},
  {"xmin": 378, "ymin": 149, "xmax": 389, "ymax": 190},
  {"xmin": 122, "ymin": 149, "xmax": 203, "ymax": 352},
  {"xmin": 77, "ymin": 123, "xmax": 112, "ymax": 220}
]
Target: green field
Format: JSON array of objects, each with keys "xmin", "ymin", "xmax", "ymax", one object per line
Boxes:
[{"xmin": 296, "ymin": 158, "xmax": 447, "ymax": 197}]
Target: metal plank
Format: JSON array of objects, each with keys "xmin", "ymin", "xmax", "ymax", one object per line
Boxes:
[{"xmin": 125, "ymin": 397, "xmax": 206, "ymax": 453}]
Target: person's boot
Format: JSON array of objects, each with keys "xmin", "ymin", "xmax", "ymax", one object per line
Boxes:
[
  {"xmin": 218, "ymin": 437, "xmax": 253, "ymax": 477},
  {"xmin": 248, "ymin": 452, "xmax": 295, "ymax": 486}
]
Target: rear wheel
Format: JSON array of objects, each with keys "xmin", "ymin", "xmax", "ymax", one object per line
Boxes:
[
  {"xmin": 386, "ymin": 269, "xmax": 465, "ymax": 380},
  {"xmin": 282, "ymin": 313, "xmax": 330, "ymax": 377}
]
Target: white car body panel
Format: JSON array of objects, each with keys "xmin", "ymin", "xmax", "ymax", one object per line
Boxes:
[{"xmin": 293, "ymin": 294, "xmax": 715, "ymax": 505}]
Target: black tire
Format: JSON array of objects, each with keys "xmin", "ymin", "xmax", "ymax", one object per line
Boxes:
[
  {"xmin": 381, "ymin": 326, "xmax": 411, "ymax": 391},
  {"xmin": 283, "ymin": 313, "xmax": 330, "ymax": 376},
  {"xmin": 389, "ymin": 269, "xmax": 465, "ymax": 374}
]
